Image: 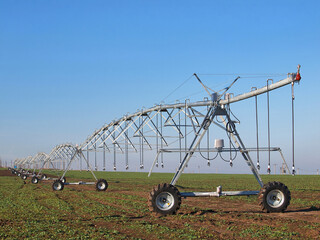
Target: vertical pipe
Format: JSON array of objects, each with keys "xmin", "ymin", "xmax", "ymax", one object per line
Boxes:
[
  {"xmin": 156, "ymin": 112, "xmax": 159, "ymax": 167},
  {"xmin": 87, "ymin": 145, "xmax": 89, "ymax": 171},
  {"xmin": 139, "ymin": 116, "xmax": 142, "ymax": 168},
  {"xmin": 291, "ymin": 83, "xmax": 295, "ymax": 175},
  {"xmin": 267, "ymin": 80, "xmax": 271, "ymax": 174},
  {"xmin": 207, "ymin": 104, "xmax": 210, "ymax": 166},
  {"xmin": 228, "ymin": 105, "xmax": 232, "ymax": 166},
  {"xmin": 113, "ymin": 126, "xmax": 116, "ymax": 170},
  {"xmin": 103, "ymin": 137, "xmax": 106, "ymax": 171},
  {"xmin": 255, "ymin": 92, "xmax": 260, "ymax": 170},
  {"xmin": 185, "ymin": 100, "xmax": 187, "ymax": 163},
  {"xmin": 141, "ymin": 116, "xmax": 144, "ymax": 169},
  {"xmin": 125, "ymin": 120, "xmax": 129, "ymax": 170},
  {"xmin": 94, "ymin": 137, "xmax": 97, "ymax": 171},
  {"xmin": 179, "ymin": 109, "xmax": 182, "ymax": 163},
  {"xmin": 160, "ymin": 111, "xmax": 164, "ymax": 168}
]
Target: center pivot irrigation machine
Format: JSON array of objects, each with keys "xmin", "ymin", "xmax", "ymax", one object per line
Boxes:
[{"xmin": 12, "ymin": 65, "xmax": 301, "ymax": 216}]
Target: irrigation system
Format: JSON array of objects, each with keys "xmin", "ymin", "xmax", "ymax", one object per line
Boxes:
[{"xmin": 10, "ymin": 65, "xmax": 301, "ymax": 215}]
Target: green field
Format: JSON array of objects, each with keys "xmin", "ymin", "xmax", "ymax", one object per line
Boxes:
[{"xmin": 0, "ymin": 168, "xmax": 319, "ymax": 239}]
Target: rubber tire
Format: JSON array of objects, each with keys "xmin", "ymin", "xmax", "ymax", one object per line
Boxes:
[
  {"xmin": 96, "ymin": 179, "xmax": 108, "ymax": 191},
  {"xmin": 41, "ymin": 174, "xmax": 47, "ymax": 180},
  {"xmin": 52, "ymin": 180, "xmax": 64, "ymax": 191},
  {"xmin": 258, "ymin": 181, "xmax": 291, "ymax": 213},
  {"xmin": 31, "ymin": 176, "xmax": 39, "ymax": 184},
  {"xmin": 148, "ymin": 183, "xmax": 181, "ymax": 216},
  {"xmin": 21, "ymin": 174, "xmax": 28, "ymax": 180}
]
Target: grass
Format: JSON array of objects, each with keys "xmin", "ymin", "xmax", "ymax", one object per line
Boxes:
[{"xmin": 0, "ymin": 168, "xmax": 319, "ymax": 239}]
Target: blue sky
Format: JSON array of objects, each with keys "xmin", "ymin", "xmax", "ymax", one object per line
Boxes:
[{"xmin": 0, "ymin": 1, "xmax": 319, "ymax": 174}]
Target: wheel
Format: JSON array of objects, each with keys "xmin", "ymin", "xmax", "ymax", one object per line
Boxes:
[
  {"xmin": 61, "ymin": 177, "xmax": 66, "ymax": 183},
  {"xmin": 96, "ymin": 179, "xmax": 108, "ymax": 191},
  {"xmin": 41, "ymin": 174, "xmax": 47, "ymax": 180},
  {"xmin": 11, "ymin": 170, "xmax": 15, "ymax": 174},
  {"xmin": 21, "ymin": 174, "xmax": 28, "ymax": 180},
  {"xmin": 52, "ymin": 180, "xmax": 64, "ymax": 191},
  {"xmin": 258, "ymin": 181, "xmax": 291, "ymax": 213},
  {"xmin": 148, "ymin": 183, "xmax": 181, "ymax": 216},
  {"xmin": 31, "ymin": 176, "xmax": 39, "ymax": 184}
]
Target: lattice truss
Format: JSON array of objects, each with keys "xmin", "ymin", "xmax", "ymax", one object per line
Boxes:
[
  {"xmin": 79, "ymin": 72, "xmax": 299, "ymax": 172},
  {"xmin": 80, "ymin": 101, "xmax": 220, "ymax": 169},
  {"xmin": 15, "ymin": 68, "xmax": 300, "ymax": 177},
  {"xmin": 14, "ymin": 144, "xmax": 82, "ymax": 171}
]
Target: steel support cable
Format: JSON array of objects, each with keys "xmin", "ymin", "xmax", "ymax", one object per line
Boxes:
[
  {"xmin": 162, "ymin": 128, "xmax": 194, "ymax": 147},
  {"xmin": 162, "ymin": 74, "xmax": 240, "ymax": 104},
  {"xmin": 198, "ymin": 73, "xmax": 287, "ymax": 77},
  {"xmin": 161, "ymin": 75, "xmax": 194, "ymax": 103}
]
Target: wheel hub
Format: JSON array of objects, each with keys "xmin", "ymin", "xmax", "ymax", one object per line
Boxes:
[
  {"xmin": 54, "ymin": 183, "xmax": 61, "ymax": 190},
  {"xmin": 98, "ymin": 182, "xmax": 105, "ymax": 189},
  {"xmin": 156, "ymin": 192, "xmax": 174, "ymax": 210},
  {"xmin": 267, "ymin": 189, "xmax": 284, "ymax": 208}
]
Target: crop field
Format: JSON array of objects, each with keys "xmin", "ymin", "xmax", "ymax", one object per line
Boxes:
[{"xmin": 0, "ymin": 168, "xmax": 319, "ymax": 239}]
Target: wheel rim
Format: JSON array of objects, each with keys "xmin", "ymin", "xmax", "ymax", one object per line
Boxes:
[
  {"xmin": 267, "ymin": 189, "xmax": 285, "ymax": 208},
  {"xmin": 98, "ymin": 182, "xmax": 106, "ymax": 190},
  {"xmin": 156, "ymin": 192, "xmax": 174, "ymax": 211},
  {"xmin": 54, "ymin": 182, "xmax": 62, "ymax": 190},
  {"xmin": 33, "ymin": 178, "xmax": 38, "ymax": 184}
]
